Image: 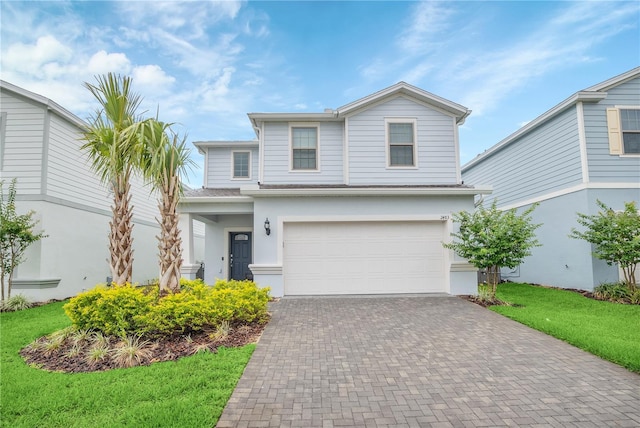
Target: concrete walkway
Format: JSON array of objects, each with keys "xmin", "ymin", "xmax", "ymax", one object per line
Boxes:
[{"xmin": 217, "ymin": 296, "xmax": 640, "ymax": 427}]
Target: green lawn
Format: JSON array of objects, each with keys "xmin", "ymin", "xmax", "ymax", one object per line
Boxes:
[
  {"xmin": 492, "ymin": 283, "xmax": 640, "ymax": 373},
  {"xmin": 0, "ymin": 302, "xmax": 254, "ymax": 428}
]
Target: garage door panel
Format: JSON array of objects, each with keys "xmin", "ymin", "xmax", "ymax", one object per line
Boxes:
[{"xmin": 283, "ymin": 221, "xmax": 447, "ymax": 295}]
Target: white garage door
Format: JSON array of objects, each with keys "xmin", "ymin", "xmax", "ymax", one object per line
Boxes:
[{"xmin": 283, "ymin": 221, "xmax": 447, "ymax": 295}]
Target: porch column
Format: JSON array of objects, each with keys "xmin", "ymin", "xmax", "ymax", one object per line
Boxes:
[{"xmin": 179, "ymin": 213, "xmax": 199, "ymax": 279}]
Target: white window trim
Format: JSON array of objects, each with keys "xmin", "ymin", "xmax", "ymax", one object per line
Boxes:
[
  {"xmin": 231, "ymin": 150, "xmax": 252, "ymax": 180},
  {"xmin": 289, "ymin": 122, "xmax": 321, "ymax": 172},
  {"xmin": 615, "ymin": 105, "xmax": 640, "ymax": 157},
  {"xmin": 385, "ymin": 117, "xmax": 418, "ymax": 169}
]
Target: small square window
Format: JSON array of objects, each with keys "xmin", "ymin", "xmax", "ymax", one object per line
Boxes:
[
  {"xmin": 292, "ymin": 127, "xmax": 318, "ymax": 170},
  {"xmin": 233, "ymin": 152, "xmax": 250, "ymax": 178},
  {"xmin": 388, "ymin": 122, "xmax": 415, "ymax": 167},
  {"xmin": 621, "ymin": 109, "xmax": 640, "ymax": 154}
]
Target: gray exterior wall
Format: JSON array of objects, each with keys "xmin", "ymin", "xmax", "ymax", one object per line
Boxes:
[
  {"xmin": 463, "ymin": 107, "xmax": 583, "ymax": 207},
  {"xmin": 1, "ymin": 84, "xmax": 161, "ymax": 301},
  {"xmin": 502, "ymin": 188, "xmax": 636, "ymax": 290},
  {"xmin": 261, "ymin": 121, "xmax": 344, "ymax": 185},
  {"xmin": 584, "ymin": 78, "xmax": 640, "ymax": 183},
  {"xmin": 0, "ymin": 90, "xmax": 45, "ymax": 194},
  {"xmin": 205, "ymin": 146, "xmax": 259, "ymax": 187},
  {"xmin": 347, "ymin": 96, "xmax": 459, "ymax": 185},
  {"xmin": 462, "ymin": 73, "xmax": 640, "ymax": 290}
]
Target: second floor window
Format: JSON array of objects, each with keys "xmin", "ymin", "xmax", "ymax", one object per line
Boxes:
[
  {"xmin": 292, "ymin": 127, "xmax": 318, "ymax": 170},
  {"xmin": 621, "ymin": 109, "xmax": 640, "ymax": 154},
  {"xmin": 233, "ymin": 151, "xmax": 250, "ymax": 178},
  {"xmin": 388, "ymin": 122, "xmax": 416, "ymax": 167}
]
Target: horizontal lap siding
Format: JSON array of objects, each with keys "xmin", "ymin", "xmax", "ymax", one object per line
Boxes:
[
  {"xmin": 1, "ymin": 91, "xmax": 44, "ymax": 194},
  {"xmin": 262, "ymin": 121, "xmax": 343, "ymax": 184},
  {"xmin": 206, "ymin": 146, "xmax": 259, "ymax": 187},
  {"xmin": 463, "ymin": 107, "xmax": 583, "ymax": 207},
  {"xmin": 348, "ymin": 96, "xmax": 457, "ymax": 185},
  {"xmin": 46, "ymin": 113, "xmax": 111, "ymax": 211},
  {"xmin": 47, "ymin": 112, "xmax": 157, "ymax": 223},
  {"xmin": 585, "ymin": 78, "xmax": 640, "ymax": 183}
]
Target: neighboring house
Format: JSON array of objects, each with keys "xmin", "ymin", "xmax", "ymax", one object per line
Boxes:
[
  {"xmin": 179, "ymin": 82, "xmax": 491, "ymax": 296},
  {"xmin": 0, "ymin": 81, "xmax": 190, "ymax": 301},
  {"xmin": 462, "ymin": 67, "xmax": 640, "ymax": 290}
]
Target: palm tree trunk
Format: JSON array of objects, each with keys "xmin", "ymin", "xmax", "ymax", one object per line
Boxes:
[
  {"xmin": 109, "ymin": 175, "xmax": 134, "ymax": 285},
  {"xmin": 157, "ymin": 173, "xmax": 182, "ymax": 293}
]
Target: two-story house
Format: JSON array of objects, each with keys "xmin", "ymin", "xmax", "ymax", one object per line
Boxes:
[
  {"xmin": 462, "ymin": 67, "xmax": 640, "ymax": 290},
  {"xmin": 179, "ymin": 82, "xmax": 491, "ymax": 296},
  {"xmin": 0, "ymin": 81, "xmax": 205, "ymax": 301}
]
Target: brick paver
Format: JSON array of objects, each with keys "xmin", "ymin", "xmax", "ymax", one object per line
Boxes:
[{"xmin": 217, "ymin": 296, "xmax": 640, "ymax": 427}]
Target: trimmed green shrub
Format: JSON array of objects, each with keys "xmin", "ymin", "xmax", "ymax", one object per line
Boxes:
[
  {"xmin": 139, "ymin": 280, "xmax": 270, "ymax": 335},
  {"xmin": 65, "ymin": 280, "xmax": 271, "ymax": 337},
  {"xmin": 64, "ymin": 284, "xmax": 154, "ymax": 337},
  {"xmin": 212, "ymin": 280, "xmax": 271, "ymax": 323},
  {"xmin": 137, "ymin": 291, "xmax": 212, "ymax": 335}
]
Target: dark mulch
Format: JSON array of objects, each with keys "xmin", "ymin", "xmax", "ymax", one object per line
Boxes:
[
  {"xmin": 459, "ymin": 295, "xmax": 508, "ymax": 308},
  {"xmin": 20, "ymin": 321, "xmax": 268, "ymax": 373}
]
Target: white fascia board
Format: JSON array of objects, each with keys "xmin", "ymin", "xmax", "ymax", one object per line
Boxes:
[
  {"xmin": 584, "ymin": 66, "xmax": 640, "ymax": 92},
  {"xmin": 193, "ymin": 140, "xmax": 258, "ymax": 150},
  {"xmin": 240, "ymin": 186, "xmax": 493, "ymax": 197},
  {"xmin": 247, "ymin": 112, "xmax": 337, "ymax": 124},
  {"xmin": 1, "ymin": 80, "xmax": 87, "ymax": 129},
  {"xmin": 180, "ymin": 196, "xmax": 254, "ymax": 203},
  {"xmin": 337, "ymin": 81, "xmax": 470, "ymax": 122},
  {"xmin": 463, "ymin": 91, "xmax": 607, "ymax": 171}
]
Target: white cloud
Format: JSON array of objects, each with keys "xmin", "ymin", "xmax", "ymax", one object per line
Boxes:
[
  {"xmin": 2, "ymin": 35, "xmax": 72, "ymax": 76},
  {"xmin": 132, "ymin": 65, "xmax": 176, "ymax": 93},
  {"xmin": 87, "ymin": 50, "xmax": 132, "ymax": 75}
]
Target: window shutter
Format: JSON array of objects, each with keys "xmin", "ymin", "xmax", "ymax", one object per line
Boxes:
[{"xmin": 606, "ymin": 108, "xmax": 623, "ymax": 155}]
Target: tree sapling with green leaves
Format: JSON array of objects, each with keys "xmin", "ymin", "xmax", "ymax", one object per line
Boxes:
[
  {"xmin": 443, "ymin": 200, "xmax": 541, "ymax": 298},
  {"xmin": 570, "ymin": 200, "xmax": 640, "ymax": 289},
  {"xmin": 0, "ymin": 179, "xmax": 47, "ymax": 300}
]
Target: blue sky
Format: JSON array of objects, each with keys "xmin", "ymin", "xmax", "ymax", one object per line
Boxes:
[{"xmin": 1, "ymin": 1, "xmax": 639, "ymax": 187}]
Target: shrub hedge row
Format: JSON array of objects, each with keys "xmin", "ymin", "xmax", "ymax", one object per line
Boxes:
[{"xmin": 64, "ymin": 279, "xmax": 270, "ymax": 337}]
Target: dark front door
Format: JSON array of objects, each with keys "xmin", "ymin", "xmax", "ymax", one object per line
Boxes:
[{"xmin": 230, "ymin": 232, "xmax": 253, "ymax": 280}]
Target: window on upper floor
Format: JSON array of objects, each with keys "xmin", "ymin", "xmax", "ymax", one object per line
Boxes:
[
  {"xmin": 232, "ymin": 151, "xmax": 250, "ymax": 179},
  {"xmin": 621, "ymin": 109, "xmax": 640, "ymax": 154},
  {"xmin": 387, "ymin": 119, "xmax": 417, "ymax": 167},
  {"xmin": 606, "ymin": 107, "xmax": 640, "ymax": 156},
  {"xmin": 291, "ymin": 126, "xmax": 318, "ymax": 170}
]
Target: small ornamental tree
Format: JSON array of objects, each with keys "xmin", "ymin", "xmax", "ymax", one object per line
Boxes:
[
  {"xmin": 0, "ymin": 179, "xmax": 47, "ymax": 300},
  {"xmin": 443, "ymin": 200, "xmax": 541, "ymax": 297},
  {"xmin": 570, "ymin": 200, "xmax": 640, "ymax": 289}
]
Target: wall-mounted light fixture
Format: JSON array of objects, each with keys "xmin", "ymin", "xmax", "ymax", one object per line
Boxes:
[{"xmin": 264, "ymin": 218, "xmax": 271, "ymax": 236}]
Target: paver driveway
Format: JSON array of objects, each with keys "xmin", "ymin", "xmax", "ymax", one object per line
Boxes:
[{"xmin": 217, "ymin": 296, "xmax": 640, "ymax": 427}]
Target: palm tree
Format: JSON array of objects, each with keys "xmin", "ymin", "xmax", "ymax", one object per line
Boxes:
[
  {"xmin": 135, "ymin": 119, "xmax": 194, "ymax": 293},
  {"xmin": 81, "ymin": 73, "xmax": 143, "ymax": 285}
]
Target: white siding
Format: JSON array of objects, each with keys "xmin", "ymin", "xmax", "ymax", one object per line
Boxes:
[
  {"xmin": 347, "ymin": 96, "xmax": 458, "ymax": 185},
  {"xmin": 0, "ymin": 91, "xmax": 45, "ymax": 194},
  {"xmin": 206, "ymin": 146, "xmax": 259, "ymax": 187},
  {"xmin": 585, "ymin": 77, "xmax": 640, "ymax": 182},
  {"xmin": 262, "ymin": 121, "xmax": 343, "ymax": 184},
  {"xmin": 463, "ymin": 107, "xmax": 583, "ymax": 207}
]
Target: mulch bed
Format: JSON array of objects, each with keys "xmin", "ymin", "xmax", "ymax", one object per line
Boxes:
[
  {"xmin": 21, "ymin": 321, "xmax": 268, "ymax": 373},
  {"xmin": 461, "ymin": 283, "xmax": 637, "ymax": 307}
]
